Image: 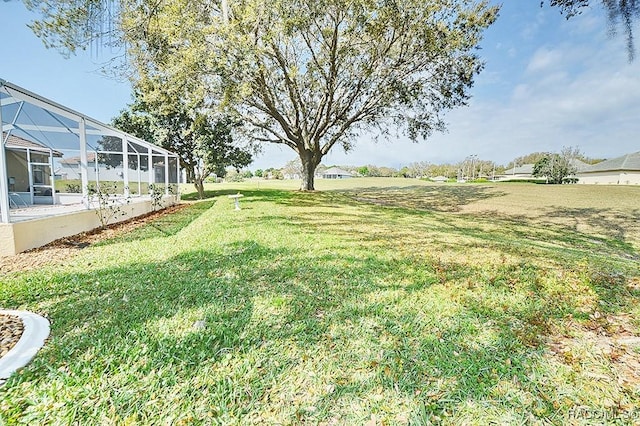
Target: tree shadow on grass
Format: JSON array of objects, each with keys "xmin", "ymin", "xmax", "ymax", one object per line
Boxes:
[
  {"xmin": 182, "ymin": 188, "xmax": 357, "ymax": 212},
  {"xmin": 323, "ymin": 185, "xmax": 638, "ymax": 264},
  {"xmin": 0, "ymin": 240, "xmax": 446, "ymax": 420},
  {"xmin": 264, "ymin": 195, "xmax": 640, "ymax": 322},
  {"xmin": 182, "ymin": 185, "xmax": 504, "ymax": 213},
  {"xmin": 180, "ymin": 188, "xmax": 248, "ymax": 201},
  {"xmin": 543, "ymin": 206, "xmax": 640, "ymax": 253},
  {"xmin": 181, "ymin": 188, "xmax": 294, "ymax": 202},
  {"xmin": 93, "ymin": 200, "xmax": 217, "ymax": 246},
  {"xmin": 3, "ymin": 186, "xmax": 640, "ymax": 423},
  {"xmin": 3, "ymin": 232, "xmax": 639, "ymax": 423},
  {"xmin": 337, "ymin": 185, "xmax": 507, "ymax": 212},
  {"xmin": 283, "ymin": 205, "xmax": 638, "ymax": 268}
]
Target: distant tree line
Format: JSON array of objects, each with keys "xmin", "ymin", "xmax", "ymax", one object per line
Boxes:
[{"xmin": 240, "ymin": 148, "xmax": 606, "ymax": 182}]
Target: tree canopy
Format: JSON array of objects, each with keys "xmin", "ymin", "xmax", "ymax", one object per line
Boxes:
[
  {"xmin": 546, "ymin": 0, "xmax": 640, "ymax": 60},
  {"xmin": 532, "ymin": 147, "xmax": 581, "ymax": 184},
  {"xmin": 113, "ymin": 81, "xmax": 252, "ymax": 198}
]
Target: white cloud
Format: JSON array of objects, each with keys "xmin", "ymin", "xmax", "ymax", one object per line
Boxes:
[
  {"xmin": 253, "ymin": 46, "xmax": 640, "ymax": 170},
  {"xmin": 526, "ymin": 47, "xmax": 564, "ymax": 73},
  {"xmin": 520, "ymin": 10, "xmax": 547, "ymax": 40},
  {"xmin": 7, "ymin": 1, "xmax": 637, "ymax": 172},
  {"xmin": 511, "ymin": 84, "xmax": 532, "ymax": 101}
]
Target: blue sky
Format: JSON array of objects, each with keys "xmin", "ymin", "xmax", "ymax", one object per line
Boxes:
[{"xmin": 1, "ymin": 1, "xmax": 638, "ymax": 170}]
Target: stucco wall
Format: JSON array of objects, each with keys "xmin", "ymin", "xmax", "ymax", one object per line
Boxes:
[
  {"xmin": 1, "ymin": 195, "xmax": 178, "ymax": 257},
  {"xmin": 578, "ymin": 171, "xmax": 640, "ymax": 185},
  {"xmin": 0, "ymin": 225, "xmax": 17, "ymax": 257}
]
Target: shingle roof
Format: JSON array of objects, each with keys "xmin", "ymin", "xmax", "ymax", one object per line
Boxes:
[
  {"xmin": 571, "ymin": 158, "xmax": 591, "ymax": 172},
  {"xmin": 582, "ymin": 152, "xmax": 640, "ymax": 173},
  {"xmin": 503, "ymin": 164, "xmax": 534, "ymax": 175},
  {"xmin": 58, "ymin": 152, "xmax": 97, "ymax": 165},
  {"xmin": 3, "ymin": 132, "xmax": 63, "ymax": 157},
  {"xmin": 323, "ymin": 167, "xmax": 353, "ymax": 176},
  {"xmin": 504, "ymin": 159, "xmax": 591, "ymax": 175}
]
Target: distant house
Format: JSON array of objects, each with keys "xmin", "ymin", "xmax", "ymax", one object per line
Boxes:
[
  {"xmin": 322, "ymin": 167, "xmax": 354, "ymax": 179},
  {"xmin": 500, "ymin": 164, "xmax": 535, "ymax": 181},
  {"xmin": 578, "ymin": 152, "xmax": 640, "ymax": 185},
  {"xmin": 572, "ymin": 159, "xmax": 592, "ymax": 172},
  {"xmin": 430, "ymin": 176, "xmax": 448, "ymax": 183},
  {"xmin": 57, "ymin": 152, "xmax": 168, "ymax": 184},
  {"xmin": 58, "ymin": 152, "xmax": 124, "ymax": 181},
  {"xmin": 314, "ymin": 166, "xmax": 328, "ymax": 179},
  {"xmin": 500, "ymin": 159, "xmax": 590, "ymax": 182},
  {"xmin": 283, "ymin": 172, "xmax": 301, "ymax": 180},
  {"xmin": 4, "ymin": 132, "xmax": 63, "ymax": 202}
]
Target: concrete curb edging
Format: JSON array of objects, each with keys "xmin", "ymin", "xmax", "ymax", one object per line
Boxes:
[{"xmin": 0, "ymin": 310, "xmax": 50, "ymax": 385}]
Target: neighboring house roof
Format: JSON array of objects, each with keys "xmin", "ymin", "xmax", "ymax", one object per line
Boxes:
[
  {"xmin": 59, "ymin": 152, "xmax": 97, "ymax": 165},
  {"xmin": 571, "ymin": 158, "xmax": 591, "ymax": 172},
  {"xmin": 3, "ymin": 132, "xmax": 63, "ymax": 157},
  {"xmin": 323, "ymin": 167, "xmax": 353, "ymax": 176},
  {"xmin": 504, "ymin": 159, "xmax": 590, "ymax": 176},
  {"xmin": 503, "ymin": 164, "xmax": 534, "ymax": 175},
  {"xmin": 580, "ymin": 152, "xmax": 640, "ymax": 173}
]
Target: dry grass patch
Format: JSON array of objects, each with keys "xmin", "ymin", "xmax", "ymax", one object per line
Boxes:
[{"xmin": 457, "ymin": 183, "xmax": 640, "ymax": 250}]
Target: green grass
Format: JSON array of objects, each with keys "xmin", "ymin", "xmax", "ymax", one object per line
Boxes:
[{"xmin": 1, "ymin": 181, "xmax": 639, "ymax": 424}]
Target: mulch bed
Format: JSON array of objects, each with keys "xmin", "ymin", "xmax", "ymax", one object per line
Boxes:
[
  {"xmin": 0, "ymin": 313, "xmax": 24, "ymax": 358},
  {"xmin": 0, "ymin": 203, "xmax": 189, "ymax": 275}
]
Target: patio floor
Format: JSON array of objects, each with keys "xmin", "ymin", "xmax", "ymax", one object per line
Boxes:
[{"xmin": 8, "ymin": 203, "xmax": 88, "ymax": 223}]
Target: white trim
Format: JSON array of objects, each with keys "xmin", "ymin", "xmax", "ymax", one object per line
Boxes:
[
  {"xmin": 0, "ymin": 100, "xmax": 9, "ymax": 222},
  {"xmin": 164, "ymin": 152, "xmax": 169, "ymax": 195},
  {"xmin": 0, "ymin": 96, "xmax": 21, "ymax": 107},
  {"xmin": 121, "ymin": 134, "xmax": 130, "ymax": 197},
  {"xmin": 79, "ymin": 118, "xmax": 90, "ymax": 208},
  {"xmin": 4, "ymin": 123, "xmax": 112, "ymax": 136}
]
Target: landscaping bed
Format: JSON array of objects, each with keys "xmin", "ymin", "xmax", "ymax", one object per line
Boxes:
[
  {"xmin": 0, "ymin": 203, "xmax": 190, "ymax": 276},
  {"xmin": 0, "ymin": 314, "xmax": 23, "ymax": 358}
]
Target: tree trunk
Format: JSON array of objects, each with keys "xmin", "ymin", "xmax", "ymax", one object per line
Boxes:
[
  {"xmin": 194, "ymin": 178, "xmax": 205, "ymax": 199},
  {"xmin": 185, "ymin": 167, "xmax": 196, "ymax": 184},
  {"xmin": 300, "ymin": 151, "xmax": 320, "ymax": 191}
]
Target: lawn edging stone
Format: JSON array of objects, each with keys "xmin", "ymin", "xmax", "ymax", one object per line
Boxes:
[{"xmin": 0, "ymin": 310, "xmax": 50, "ymax": 386}]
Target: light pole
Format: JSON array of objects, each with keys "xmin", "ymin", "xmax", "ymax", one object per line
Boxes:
[{"xmin": 470, "ymin": 154, "xmax": 477, "ymax": 180}]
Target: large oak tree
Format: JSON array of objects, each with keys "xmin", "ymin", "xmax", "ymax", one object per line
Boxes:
[{"xmin": 23, "ymin": 0, "xmax": 498, "ymax": 190}]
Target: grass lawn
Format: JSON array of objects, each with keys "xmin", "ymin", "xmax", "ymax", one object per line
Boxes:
[{"xmin": 1, "ymin": 179, "xmax": 639, "ymax": 424}]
